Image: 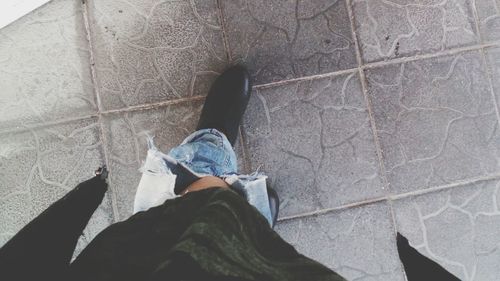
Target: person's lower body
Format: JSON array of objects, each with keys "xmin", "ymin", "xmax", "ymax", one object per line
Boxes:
[
  {"xmin": 0, "ymin": 65, "xmax": 459, "ymax": 281},
  {"xmin": 176, "ymin": 65, "xmax": 280, "ymax": 226}
]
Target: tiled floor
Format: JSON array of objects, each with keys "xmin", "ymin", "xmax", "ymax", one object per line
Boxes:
[{"xmin": 1, "ymin": 0, "xmax": 500, "ymax": 280}]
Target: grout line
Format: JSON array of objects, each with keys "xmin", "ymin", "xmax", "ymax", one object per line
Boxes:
[
  {"xmin": 251, "ymin": 42, "xmax": 500, "ymax": 91},
  {"xmin": 389, "ymin": 173, "xmax": 500, "ymax": 201},
  {"xmin": 469, "ymin": 0, "xmax": 500, "ymax": 128},
  {"xmin": 470, "ymin": 0, "xmax": 484, "ymax": 44},
  {"xmin": 361, "ymin": 42, "xmax": 499, "ymax": 69},
  {"xmin": 277, "ymin": 173, "xmax": 500, "ymax": 223},
  {"xmin": 100, "ymin": 95, "xmax": 206, "ymax": 115},
  {"xmin": 81, "ymin": 3, "xmax": 101, "ymax": 112},
  {"xmin": 81, "ymin": 0, "xmax": 120, "ymax": 223},
  {"xmin": 277, "ymin": 197, "xmax": 388, "ymax": 222},
  {"xmin": 0, "ymin": 114, "xmax": 98, "ymax": 135},
  {"xmin": 2, "ymin": 42, "xmax": 500, "ymax": 136},
  {"xmin": 345, "ymin": 0, "xmax": 390, "ymax": 192},
  {"xmin": 215, "ymin": 0, "xmax": 232, "ymax": 62},
  {"xmin": 341, "ymin": 4, "xmax": 408, "ymax": 278},
  {"xmin": 253, "ymin": 67, "xmax": 359, "ymax": 90},
  {"xmin": 480, "ymin": 47, "xmax": 500, "ymax": 134},
  {"xmin": 0, "ymin": 96, "xmax": 208, "ymax": 136}
]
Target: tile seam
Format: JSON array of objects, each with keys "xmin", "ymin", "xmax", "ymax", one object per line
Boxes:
[
  {"xmin": 345, "ymin": 0, "xmax": 391, "ymax": 193},
  {"xmin": 278, "ymin": 173, "xmax": 500, "ymax": 222},
  {"xmin": 215, "ymin": 0, "xmax": 233, "ymax": 62},
  {"xmin": 3, "ymin": 42, "xmax": 500, "ymax": 135},
  {"xmin": 81, "ymin": 0, "xmax": 120, "ymax": 223}
]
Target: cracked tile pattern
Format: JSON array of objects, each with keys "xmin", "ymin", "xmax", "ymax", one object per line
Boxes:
[
  {"xmin": 366, "ymin": 51, "xmax": 500, "ymax": 194},
  {"xmin": 394, "ymin": 179, "xmax": 500, "ymax": 280},
  {"xmin": 351, "ymin": 0, "xmax": 479, "ymax": 63},
  {"xmin": 220, "ymin": 0, "xmax": 357, "ymax": 85},
  {"xmin": 242, "ymin": 72, "xmax": 385, "ymax": 217},
  {"xmin": 102, "ymin": 102, "xmax": 203, "ymax": 220},
  {"xmin": 276, "ymin": 202, "xmax": 405, "ymax": 281},
  {"xmin": 86, "ymin": 0, "xmax": 227, "ymax": 110},
  {"xmin": 0, "ymin": 119, "xmax": 114, "ymax": 249},
  {"xmin": 0, "ymin": 0, "xmax": 96, "ymax": 131},
  {"xmin": 476, "ymin": 0, "xmax": 500, "ymax": 42}
]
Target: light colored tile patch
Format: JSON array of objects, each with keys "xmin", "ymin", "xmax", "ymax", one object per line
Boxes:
[
  {"xmin": 242, "ymin": 72, "xmax": 385, "ymax": 217},
  {"xmin": 0, "ymin": 0, "xmax": 52, "ymax": 29},
  {"xmin": 0, "ymin": 0, "xmax": 97, "ymax": 131},
  {"xmin": 87, "ymin": 0, "xmax": 227, "ymax": 110},
  {"xmin": 276, "ymin": 201, "xmax": 405, "ymax": 280},
  {"xmin": 220, "ymin": 0, "xmax": 357, "ymax": 85},
  {"xmin": 394, "ymin": 179, "xmax": 500, "ymax": 281},
  {"xmin": 102, "ymin": 102, "xmax": 203, "ymax": 220},
  {"xmin": 475, "ymin": 0, "xmax": 500, "ymax": 42},
  {"xmin": 351, "ymin": 0, "xmax": 479, "ymax": 63},
  {"xmin": 0, "ymin": 118, "xmax": 114, "ymax": 249},
  {"xmin": 366, "ymin": 50, "xmax": 500, "ymax": 194}
]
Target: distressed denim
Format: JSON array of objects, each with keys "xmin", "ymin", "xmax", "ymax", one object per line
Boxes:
[
  {"xmin": 168, "ymin": 129, "xmax": 238, "ymax": 176},
  {"xmin": 134, "ymin": 129, "xmax": 273, "ymax": 226},
  {"xmin": 168, "ymin": 129, "xmax": 272, "ymax": 225}
]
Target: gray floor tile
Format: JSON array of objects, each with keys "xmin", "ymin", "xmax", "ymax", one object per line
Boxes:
[
  {"xmin": 242, "ymin": 72, "xmax": 385, "ymax": 217},
  {"xmin": 0, "ymin": 0, "xmax": 96, "ymax": 131},
  {"xmin": 351, "ymin": 0, "xmax": 479, "ymax": 63},
  {"xmin": 485, "ymin": 46, "xmax": 500, "ymax": 114},
  {"xmin": 0, "ymin": 118, "xmax": 114, "ymax": 248},
  {"xmin": 394, "ymin": 179, "xmax": 500, "ymax": 281},
  {"xmin": 475, "ymin": 0, "xmax": 500, "ymax": 42},
  {"xmin": 86, "ymin": 0, "xmax": 227, "ymax": 111},
  {"xmin": 220, "ymin": 0, "xmax": 357, "ymax": 85},
  {"xmin": 366, "ymin": 51, "xmax": 500, "ymax": 194},
  {"xmin": 276, "ymin": 201, "xmax": 405, "ymax": 280}
]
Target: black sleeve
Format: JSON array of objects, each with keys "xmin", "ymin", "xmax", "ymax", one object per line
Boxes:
[
  {"xmin": 397, "ymin": 232, "xmax": 461, "ymax": 281},
  {"xmin": 0, "ymin": 175, "xmax": 108, "ymax": 281}
]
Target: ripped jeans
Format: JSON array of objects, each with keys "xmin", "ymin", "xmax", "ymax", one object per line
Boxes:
[{"xmin": 134, "ymin": 129, "xmax": 273, "ymax": 226}]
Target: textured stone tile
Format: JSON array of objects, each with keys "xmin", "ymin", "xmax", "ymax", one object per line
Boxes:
[
  {"xmin": 475, "ymin": 0, "xmax": 500, "ymax": 42},
  {"xmin": 242, "ymin": 72, "xmax": 385, "ymax": 217},
  {"xmin": 485, "ymin": 46, "xmax": 500, "ymax": 114},
  {"xmin": 0, "ymin": 119, "xmax": 114, "ymax": 248},
  {"xmin": 276, "ymin": 202, "xmax": 405, "ymax": 280},
  {"xmin": 394, "ymin": 179, "xmax": 500, "ymax": 281},
  {"xmin": 351, "ymin": 0, "xmax": 479, "ymax": 63},
  {"xmin": 86, "ymin": 0, "xmax": 227, "ymax": 110},
  {"xmin": 220, "ymin": 0, "xmax": 357, "ymax": 85},
  {"xmin": 366, "ymin": 51, "xmax": 500, "ymax": 194},
  {"xmin": 0, "ymin": 0, "xmax": 96, "ymax": 131}
]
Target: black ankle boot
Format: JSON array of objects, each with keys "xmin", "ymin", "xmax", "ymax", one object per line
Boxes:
[{"xmin": 196, "ymin": 65, "xmax": 251, "ymax": 145}]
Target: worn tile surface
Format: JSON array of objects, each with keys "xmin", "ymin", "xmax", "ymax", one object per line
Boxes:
[
  {"xmin": 394, "ymin": 179, "xmax": 500, "ymax": 281},
  {"xmin": 220, "ymin": 0, "xmax": 357, "ymax": 85},
  {"xmin": 0, "ymin": 119, "xmax": 114, "ymax": 248},
  {"xmin": 242, "ymin": 72, "xmax": 385, "ymax": 217},
  {"xmin": 276, "ymin": 201, "xmax": 405, "ymax": 280},
  {"xmin": 0, "ymin": 0, "xmax": 96, "ymax": 131},
  {"xmin": 366, "ymin": 51, "xmax": 500, "ymax": 194},
  {"xmin": 476, "ymin": 0, "xmax": 500, "ymax": 42},
  {"xmin": 351, "ymin": 0, "xmax": 479, "ymax": 63},
  {"xmin": 86, "ymin": 0, "xmax": 227, "ymax": 110}
]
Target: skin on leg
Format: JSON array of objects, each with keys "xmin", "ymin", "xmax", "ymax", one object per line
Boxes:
[{"xmin": 181, "ymin": 176, "xmax": 229, "ymax": 195}]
